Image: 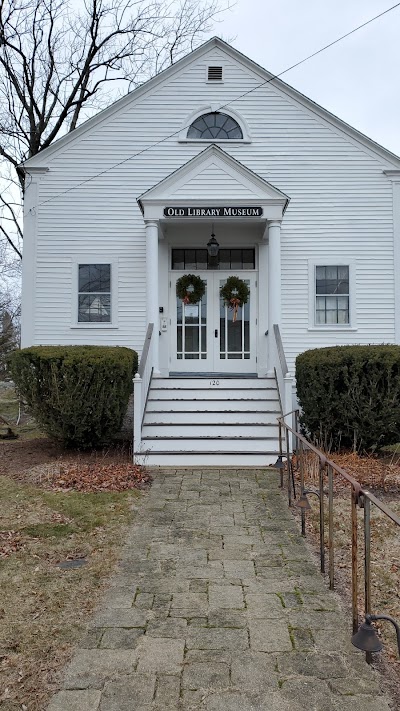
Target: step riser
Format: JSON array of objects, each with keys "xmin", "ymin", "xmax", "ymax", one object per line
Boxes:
[
  {"xmin": 137, "ymin": 453, "xmax": 279, "ymax": 466},
  {"xmin": 141, "ymin": 439, "xmax": 280, "ymax": 452},
  {"xmin": 149, "ymin": 390, "xmax": 279, "ymax": 401},
  {"xmin": 146, "ymin": 400, "xmax": 277, "ymax": 412},
  {"xmin": 143, "ymin": 424, "xmax": 276, "ymax": 438},
  {"xmin": 152, "ymin": 378, "xmax": 275, "ymax": 389},
  {"xmin": 143, "ymin": 411, "xmax": 280, "ymax": 425}
]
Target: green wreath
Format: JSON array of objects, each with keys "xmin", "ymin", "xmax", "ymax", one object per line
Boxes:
[
  {"xmin": 220, "ymin": 276, "xmax": 249, "ymax": 307},
  {"xmin": 220, "ymin": 276, "xmax": 249, "ymax": 322},
  {"xmin": 176, "ymin": 274, "xmax": 205, "ymax": 305}
]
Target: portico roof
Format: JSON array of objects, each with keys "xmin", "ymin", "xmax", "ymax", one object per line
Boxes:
[{"xmin": 138, "ymin": 145, "xmax": 289, "ymax": 221}]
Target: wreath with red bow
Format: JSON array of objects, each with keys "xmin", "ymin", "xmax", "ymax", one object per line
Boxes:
[
  {"xmin": 176, "ymin": 274, "xmax": 205, "ymax": 305},
  {"xmin": 220, "ymin": 276, "xmax": 249, "ymax": 322}
]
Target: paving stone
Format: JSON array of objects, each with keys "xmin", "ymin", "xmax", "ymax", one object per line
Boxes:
[
  {"xmin": 204, "ymin": 690, "xmax": 303, "ymax": 711},
  {"xmin": 63, "ymin": 649, "xmax": 138, "ymax": 689},
  {"xmin": 171, "ymin": 592, "xmax": 208, "ymax": 613},
  {"xmin": 90, "ymin": 608, "xmax": 147, "ymax": 628},
  {"xmin": 80, "ymin": 628, "xmax": 104, "ymax": 649},
  {"xmin": 47, "ymin": 690, "xmax": 102, "ymax": 711},
  {"xmin": 99, "ymin": 628, "xmax": 144, "ymax": 649},
  {"xmin": 328, "ymin": 676, "xmax": 381, "ymax": 695},
  {"xmin": 182, "ymin": 661, "xmax": 230, "ymax": 690},
  {"xmin": 134, "ymin": 592, "xmax": 154, "ymax": 609},
  {"xmin": 208, "ymin": 609, "xmax": 247, "ymax": 628},
  {"xmin": 153, "ymin": 674, "xmax": 181, "ymax": 709},
  {"xmin": 209, "ymin": 584, "xmax": 244, "ymax": 609},
  {"xmin": 276, "ymin": 651, "xmax": 349, "ymax": 678},
  {"xmin": 280, "ymin": 678, "xmax": 336, "ymax": 711},
  {"xmin": 289, "ymin": 626, "xmax": 314, "ymax": 650},
  {"xmin": 332, "ymin": 698, "xmax": 392, "ymax": 711},
  {"xmin": 245, "ymin": 592, "xmax": 284, "ymax": 618},
  {"xmin": 186, "ymin": 627, "xmax": 249, "ymax": 650},
  {"xmin": 100, "ymin": 590, "xmax": 136, "ymax": 609},
  {"xmin": 223, "ymin": 560, "xmax": 255, "ymax": 577},
  {"xmin": 189, "ymin": 579, "xmax": 209, "ymax": 592},
  {"xmin": 146, "ymin": 617, "xmax": 187, "ymax": 637},
  {"xmin": 136, "ymin": 636, "xmax": 185, "ymax": 673},
  {"xmin": 230, "ymin": 650, "xmax": 279, "ymax": 691},
  {"xmin": 249, "ymin": 619, "xmax": 292, "ymax": 652},
  {"xmin": 99, "ymin": 673, "xmax": 156, "ymax": 710}
]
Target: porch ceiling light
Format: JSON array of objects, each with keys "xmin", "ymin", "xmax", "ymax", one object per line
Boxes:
[
  {"xmin": 352, "ymin": 614, "xmax": 400, "ymax": 656},
  {"xmin": 207, "ymin": 231, "xmax": 220, "ymax": 257}
]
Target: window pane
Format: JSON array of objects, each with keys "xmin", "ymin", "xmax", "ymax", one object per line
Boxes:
[
  {"xmin": 230, "ymin": 250, "xmax": 242, "ymax": 269},
  {"xmin": 326, "ymin": 296, "xmax": 337, "ymax": 310},
  {"xmin": 326, "ymin": 266, "xmax": 338, "ymax": 281},
  {"xmin": 338, "ymin": 309, "xmax": 349, "ymax": 324},
  {"xmin": 172, "ymin": 249, "xmax": 184, "ymax": 270},
  {"xmin": 326, "ymin": 310, "xmax": 337, "ymax": 324},
  {"xmin": 185, "ymin": 250, "xmax": 196, "ymax": 270},
  {"xmin": 316, "ymin": 310, "xmax": 326, "ymax": 324},
  {"xmin": 196, "ymin": 250, "xmax": 208, "ymax": 270},
  {"xmin": 242, "ymin": 249, "xmax": 255, "ymax": 269},
  {"xmin": 78, "ymin": 294, "xmax": 110, "ymax": 322},
  {"xmin": 338, "ymin": 265, "xmax": 349, "ymax": 281},
  {"xmin": 219, "ymin": 250, "xmax": 230, "ymax": 269},
  {"xmin": 187, "ymin": 112, "xmax": 242, "ymax": 140},
  {"xmin": 79, "ymin": 264, "xmax": 110, "ymax": 293}
]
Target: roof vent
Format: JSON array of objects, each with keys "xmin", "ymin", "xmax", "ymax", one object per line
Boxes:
[{"xmin": 208, "ymin": 66, "xmax": 223, "ymax": 81}]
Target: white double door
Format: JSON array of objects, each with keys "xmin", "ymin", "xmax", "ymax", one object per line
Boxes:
[{"xmin": 170, "ymin": 271, "xmax": 257, "ymax": 373}]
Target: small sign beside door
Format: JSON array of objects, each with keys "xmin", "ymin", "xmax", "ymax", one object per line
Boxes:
[{"xmin": 164, "ymin": 206, "xmax": 263, "ymax": 218}]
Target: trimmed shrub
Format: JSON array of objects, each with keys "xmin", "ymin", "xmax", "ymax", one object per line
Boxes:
[
  {"xmin": 8, "ymin": 345, "xmax": 138, "ymax": 447},
  {"xmin": 296, "ymin": 345, "xmax": 400, "ymax": 451}
]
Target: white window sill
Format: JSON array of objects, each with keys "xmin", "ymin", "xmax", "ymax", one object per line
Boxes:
[
  {"xmin": 70, "ymin": 324, "xmax": 118, "ymax": 329},
  {"xmin": 307, "ymin": 326, "xmax": 358, "ymax": 332},
  {"xmin": 178, "ymin": 139, "xmax": 251, "ymax": 144}
]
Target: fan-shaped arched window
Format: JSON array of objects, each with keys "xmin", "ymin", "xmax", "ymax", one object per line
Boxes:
[{"xmin": 187, "ymin": 112, "xmax": 243, "ymax": 140}]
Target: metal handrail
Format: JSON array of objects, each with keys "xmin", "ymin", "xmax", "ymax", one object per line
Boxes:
[
  {"xmin": 278, "ymin": 410, "xmax": 400, "ymax": 659},
  {"xmin": 138, "ymin": 322, "xmax": 154, "ymax": 378},
  {"xmin": 278, "ymin": 411, "xmax": 400, "ymax": 524},
  {"xmin": 273, "ymin": 324, "xmax": 288, "ymax": 376}
]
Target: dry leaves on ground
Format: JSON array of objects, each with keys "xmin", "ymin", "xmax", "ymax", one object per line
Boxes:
[{"xmin": 48, "ymin": 462, "xmax": 152, "ymax": 492}]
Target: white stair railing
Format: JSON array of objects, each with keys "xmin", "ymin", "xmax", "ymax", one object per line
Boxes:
[
  {"xmin": 271, "ymin": 324, "xmax": 293, "ymax": 431},
  {"xmin": 133, "ymin": 323, "xmax": 154, "ymax": 460}
]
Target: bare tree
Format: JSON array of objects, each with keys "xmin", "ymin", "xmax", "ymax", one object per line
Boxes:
[{"xmin": 0, "ymin": 0, "xmax": 229, "ymax": 257}]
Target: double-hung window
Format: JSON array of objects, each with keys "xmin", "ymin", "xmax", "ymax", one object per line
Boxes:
[
  {"xmin": 315, "ymin": 265, "xmax": 350, "ymax": 325},
  {"xmin": 78, "ymin": 264, "xmax": 111, "ymax": 323}
]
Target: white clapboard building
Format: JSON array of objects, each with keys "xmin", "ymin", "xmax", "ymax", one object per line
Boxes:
[{"xmin": 21, "ymin": 38, "xmax": 400, "ymax": 466}]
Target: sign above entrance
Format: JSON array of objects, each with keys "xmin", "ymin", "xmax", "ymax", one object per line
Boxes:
[{"xmin": 163, "ymin": 206, "xmax": 263, "ymax": 218}]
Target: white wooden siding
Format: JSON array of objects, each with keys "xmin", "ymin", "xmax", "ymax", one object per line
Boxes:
[{"xmin": 28, "ymin": 45, "xmax": 395, "ymax": 368}]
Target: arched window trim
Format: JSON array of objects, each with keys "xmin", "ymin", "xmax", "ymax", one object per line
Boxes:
[{"xmin": 178, "ymin": 105, "xmax": 251, "ymax": 143}]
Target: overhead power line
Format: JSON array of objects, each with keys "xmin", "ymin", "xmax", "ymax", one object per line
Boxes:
[{"xmin": 35, "ymin": 1, "xmax": 400, "ymax": 209}]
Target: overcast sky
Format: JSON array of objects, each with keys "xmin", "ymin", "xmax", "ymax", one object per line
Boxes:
[{"xmin": 215, "ymin": 0, "xmax": 400, "ymax": 156}]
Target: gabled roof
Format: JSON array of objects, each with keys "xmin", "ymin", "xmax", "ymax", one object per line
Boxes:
[
  {"xmin": 138, "ymin": 145, "xmax": 289, "ymax": 209},
  {"xmin": 23, "ymin": 37, "xmax": 400, "ymax": 169}
]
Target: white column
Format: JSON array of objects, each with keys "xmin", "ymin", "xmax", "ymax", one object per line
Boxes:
[
  {"xmin": 268, "ymin": 220, "xmax": 282, "ymax": 328},
  {"xmin": 145, "ymin": 220, "xmax": 160, "ymax": 373}
]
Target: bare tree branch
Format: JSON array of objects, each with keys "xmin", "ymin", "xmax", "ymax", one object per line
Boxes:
[{"xmin": 0, "ymin": 0, "xmax": 230, "ymax": 257}]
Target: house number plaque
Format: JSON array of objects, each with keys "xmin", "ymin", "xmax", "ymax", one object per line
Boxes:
[{"xmin": 163, "ymin": 206, "xmax": 263, "ymax": 218}]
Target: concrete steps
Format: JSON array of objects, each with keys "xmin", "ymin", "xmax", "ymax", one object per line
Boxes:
[{"xmin": 137, "ymin": 375, "xmax": 281, "ymax": 467}]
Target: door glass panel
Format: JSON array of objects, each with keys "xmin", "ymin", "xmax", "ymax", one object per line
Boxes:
[
  {"xmin": 219, "ymin": 279, "xmax": 251, "ymax": 360},
  {"xmin": 176, "ymin": 281, "xmax": 207, "ymax": 360}
]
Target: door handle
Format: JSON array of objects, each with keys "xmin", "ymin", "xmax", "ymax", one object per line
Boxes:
[{"xmin": 214, "ymin": 329, "xmax": 218, "ymax": 338}]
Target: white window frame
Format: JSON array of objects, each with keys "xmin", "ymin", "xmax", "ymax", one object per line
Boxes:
[
  {"xmin": 71, "ymin": 256, "xmax": 119, "ymax": 329},
  {"xmin": 178, "ymin": 105, "xmax": 251, "ymax": 143},
  {"xmin": 308, "ymin": 259, "xmax": 357, "ymax": 331}
]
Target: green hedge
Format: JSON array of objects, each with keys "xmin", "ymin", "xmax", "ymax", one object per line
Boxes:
[
  {"xmin": 295, "ymin": 345, "xmax": 400, "ymax": 451},
  {"xmin": 8, "ymin": 345, "xmax": 138, "ymax": 447}
]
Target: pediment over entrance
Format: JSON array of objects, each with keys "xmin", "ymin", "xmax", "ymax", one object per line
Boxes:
[{"xmin": 138, "ymin": 146, "xmax": 289, "ymax": 220}]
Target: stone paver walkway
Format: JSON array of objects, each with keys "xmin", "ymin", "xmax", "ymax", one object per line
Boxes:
[{"xmin": 48, "ymin": 469, "xmax": 392, "ymax": 711}]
